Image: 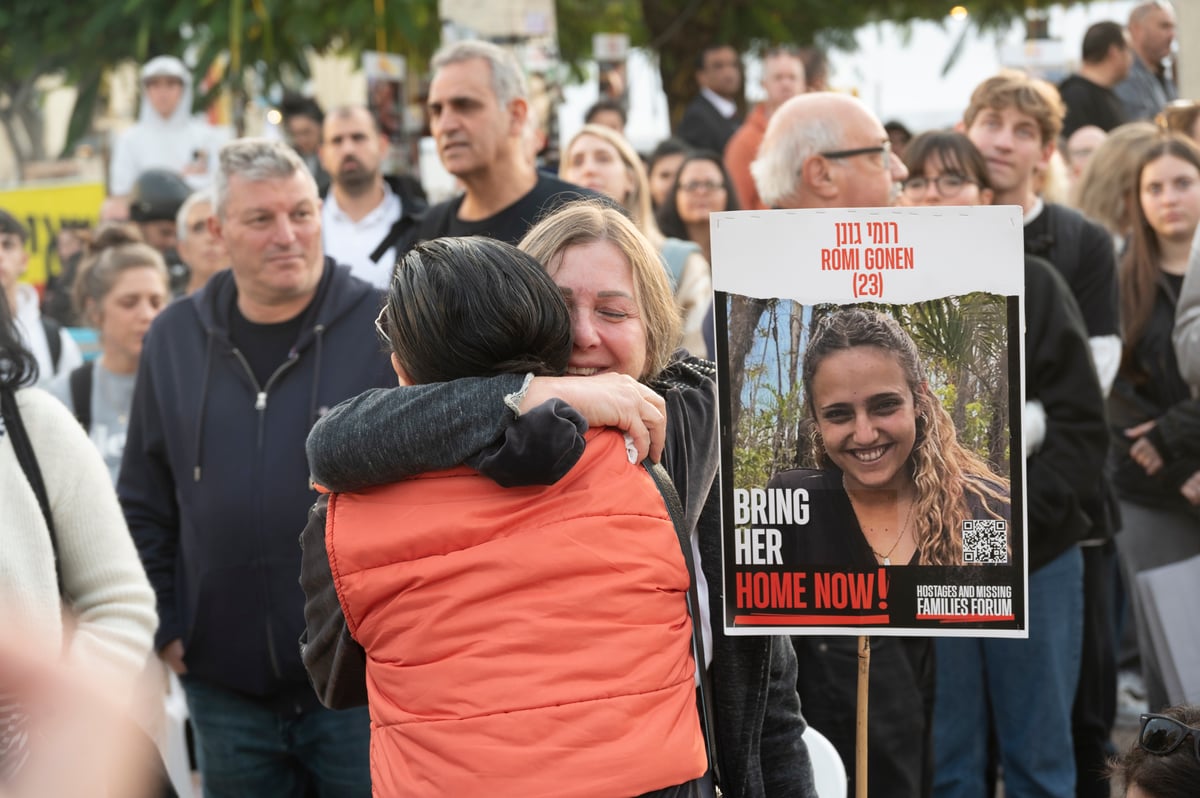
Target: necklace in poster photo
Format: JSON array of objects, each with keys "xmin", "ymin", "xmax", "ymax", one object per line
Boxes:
[{"xmin": 844, "ymin": 476, "xmax": 917, "ymax": 566}]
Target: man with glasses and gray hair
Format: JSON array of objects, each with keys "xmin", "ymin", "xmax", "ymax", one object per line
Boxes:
[
  {"xmin": 119, "ymin": 137, "xmax": 392, "ymax": 797},
  {"xmin": 751, "ymin": 92, "xmax": 908, "ymax": 211}
]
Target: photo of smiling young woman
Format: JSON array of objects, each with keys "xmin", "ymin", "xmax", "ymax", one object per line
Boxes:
[{"xmin": 765, "ymin": 307, "xmax": 1011, "ymax": 568}]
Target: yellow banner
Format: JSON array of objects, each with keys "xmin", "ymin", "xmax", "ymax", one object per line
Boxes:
[{"xmin": 0, "ymin": 182, "xmax": 106, "ymax": 288}]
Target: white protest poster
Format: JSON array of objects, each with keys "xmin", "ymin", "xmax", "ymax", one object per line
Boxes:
[{"xmin": 710, "ymin": 206, "xmax": 1028, "ymax": 637}]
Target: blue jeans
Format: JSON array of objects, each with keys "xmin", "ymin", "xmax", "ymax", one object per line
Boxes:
[
  {"xmin": 181, "ymin": 677, "xmax": 371, "ymax": 798},
  {"xmin": 933, "ymin": 546, "xmax": 1084, "ymax": 798}
]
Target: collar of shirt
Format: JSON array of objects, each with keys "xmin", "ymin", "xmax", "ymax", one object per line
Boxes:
[
  {"xmin": 1024, "ymin": 196, "xmax": 1045, "ymax": 225},
  {"xmin": 700, "ymin": 86, "xmax": 738, "ymax": 119},
  {"xmin": 323, "ymin": 180, "xmax": 400, "ymax": 226},
  {"xmin": 321, "ymin": 181, "xmax": 403, "ymax": 289}
]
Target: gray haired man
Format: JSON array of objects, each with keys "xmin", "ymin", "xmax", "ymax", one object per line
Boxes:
[
  {"xmin": 414, "ymin": 39, "xmax": 596, "ymax": 245},
  {"xmin": 175, "ymin": 187, "xmax": 227, "ymax": 295},
  {"xmin": 119, "ymin": 137, "xmax": 392, "ymax": 797}
]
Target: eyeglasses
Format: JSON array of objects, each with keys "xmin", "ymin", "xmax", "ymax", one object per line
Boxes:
[
  {"xmin": 819, "ymin": 140, "xmax": 892, "ymax": 171},
  {"xmin": 374, "ymin": 305, "xmax": 389, "ymax": 344},
  {"xmin": 680, "ymin": 180, "xmax": 727, "ymax": 194},
  {"xmin": 900, "ymin": 173, "xmax": 978, "ymax": 199},
  {"xmin": 1138, "ymin": 713, "xmax": 1200, "ymax": 762}
]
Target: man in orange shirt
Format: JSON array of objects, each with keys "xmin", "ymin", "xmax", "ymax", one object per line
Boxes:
[{"xmin": 724, "ymin": 47, "xmax": 805, "ymax": 210}]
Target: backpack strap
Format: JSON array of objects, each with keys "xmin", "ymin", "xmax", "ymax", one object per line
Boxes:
[
  {"xmin": 368, "ymin": 214, "xmax": 421, "ymax": 265},
  {"xmin": 0, "ymin": 388, "xmax": 63, "ymax": 596},
  {"xmin": 642, "ymin": 460, "xmax": 720, "ymax": 783},
  {"xmin": 68, "ymin": 361, "xmax": 95, "ymax": 433},
  {"xmin": 40, "ymin": 317, "xmax": 62, "ymax": 373}
]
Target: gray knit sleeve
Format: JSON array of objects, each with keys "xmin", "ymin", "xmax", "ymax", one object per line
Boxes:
[{"xmin": 306, "ymin": 375, "xmax": 526, "ymax": 492}]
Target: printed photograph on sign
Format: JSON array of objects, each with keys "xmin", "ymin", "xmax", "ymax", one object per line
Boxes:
[
  {"xmin": 363, "ymin": 51, "xmax": 408, "ymax": 171},
  {"xmin": 710, "ymin": 206, "xmax": 1028, "ymax": 637}
]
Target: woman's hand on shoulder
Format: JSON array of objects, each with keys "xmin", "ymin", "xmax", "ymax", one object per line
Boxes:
[{"xmin": 522, "ymin": 373, "xmax": 666, "ymax": 463}]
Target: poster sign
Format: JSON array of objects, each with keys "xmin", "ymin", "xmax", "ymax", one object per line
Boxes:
[
  {"xmin": 1, "ymin": 182, "xmax": 104, "ymax": 288},
  {"xmin": 363, "ymin": 51, "xmax": 407, "ymax": 172},
  {"xmin": 711, "ymin": 206, "xmax": 1028, "ymax": 637}
]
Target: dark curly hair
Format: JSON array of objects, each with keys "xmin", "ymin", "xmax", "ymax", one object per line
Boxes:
[
  {"xmin": 656, "ymin": 150, "xmax": 741, "ymax": 242},
  {"xmin": 0, "ymin": 289, "xmax": 37, "ymax": 390}
]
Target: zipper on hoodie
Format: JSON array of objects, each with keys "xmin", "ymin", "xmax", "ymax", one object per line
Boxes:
[
  {"xmin": 229, "ymin": 346, "xmax": 300, "ymax": 679},
  {"xmin": 230, "ymin": 349, "xmax": 300, "ymax": 447}
]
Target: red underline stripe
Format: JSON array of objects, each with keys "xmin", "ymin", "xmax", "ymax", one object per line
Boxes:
[
  {"xmin": 733, "ymin": 614, "xmax": 891, "ymax": 625},
  {"xmin": 915, "ymin": 614, "xmax": 1016, "ymax": 623}
]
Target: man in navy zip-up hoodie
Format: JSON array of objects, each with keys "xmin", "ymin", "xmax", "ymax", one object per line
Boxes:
[{"xmin": 118, "ymin": 138, "xmax": 392, "ymax": 797}]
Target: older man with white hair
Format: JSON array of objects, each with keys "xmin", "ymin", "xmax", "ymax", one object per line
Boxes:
[
  {"xmin": 751, "ymin": 92, "xmax": 908, "ymax": 211},
  {"xmin": 175, "ymin": 187, "xmax": 226, "ymax": 295}
]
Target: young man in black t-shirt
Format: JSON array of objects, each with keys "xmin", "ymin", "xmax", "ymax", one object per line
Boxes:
[{"xmin": 1058, "ymin": 20, "xmax": 1132, "ymax": 138}]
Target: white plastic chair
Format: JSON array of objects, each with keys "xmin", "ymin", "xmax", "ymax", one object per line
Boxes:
[{"xmin": 802, "ymin": 724, "xmax": 848, "ymax": 798}]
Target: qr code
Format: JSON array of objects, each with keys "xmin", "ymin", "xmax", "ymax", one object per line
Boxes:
[{"xmin": 962, "ymin": 520, "xmax": 1008, "ymax": 564}]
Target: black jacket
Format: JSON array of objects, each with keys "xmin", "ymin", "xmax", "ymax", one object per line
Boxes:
[
  {"xmin": 118, "ymin": 261, "xmax": 393, "ymax": 702},
  {"xmin": 1024, "ymin": 202, "xmax": 1120, "ymax": 340},
  {"xmin": 1109, "ymin": 272, "xmax": 1200, "ymax": 509},
  {"xmin": 677, "ymin": 94, "xmax": 742, "ymax": 156},
  {"xmin": 1023, "ymin": 255, "xmax": 1110, "ymax": 569},
  {"xmin": 1025, "ymin": 203, "xmax": 1121, "ymax": 544}
]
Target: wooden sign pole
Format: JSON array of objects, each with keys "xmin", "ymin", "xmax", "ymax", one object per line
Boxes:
[{"xmin": 856, "ymin": 635, "xmax": 870, "ymax": 798}]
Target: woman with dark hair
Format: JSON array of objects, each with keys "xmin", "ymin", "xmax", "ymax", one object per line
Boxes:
[
  {"xmin": 1112, "ymin": 705, "xmax": 1200, "ymax": 798},
  {"xmin": 48, "ymin": 225, "xmax": 169, "ymax": 484},
  {"xmin": 303, "ymin": 203, "xmax": 817, "ymax": 798},
  {"xmin": 1109, "ymin": 133, "xmax": 1200, "ymax": 714},
  {"xmin": 0, "ymin": 278, "xmax": 157, "ymax": 778},
  {"xmin": 0, "ymin": 209, "xmax": 83, "ymax": 386},
  {"xmin": 656, "ymin": 151, "xmax": 741, "ymax": 264},
  {"xmin": 302, "ymin": 235, "xmax": 709, "ymax": 797},
  {"xmin": 646, "ymin": 137, "xmax": 692, "ymax": 211},
  {"xmin": 896, "ymin": 130, "xmax": 995, "ymax": 208}
]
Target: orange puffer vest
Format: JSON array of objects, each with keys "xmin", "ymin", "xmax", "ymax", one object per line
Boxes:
[{"xmin": 326, "ymin": 428, "xmax": 706, "ymax": 797}]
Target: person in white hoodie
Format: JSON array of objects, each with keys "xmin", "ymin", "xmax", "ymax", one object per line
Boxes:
[{"xmin": 109, "ymin": 55, "xmax": 223, "ymax": 198}]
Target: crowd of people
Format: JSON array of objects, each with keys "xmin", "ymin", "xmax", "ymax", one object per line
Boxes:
[{"xmin": 1, "ymin": 1, "xmax": 1199, "ymax": 797}]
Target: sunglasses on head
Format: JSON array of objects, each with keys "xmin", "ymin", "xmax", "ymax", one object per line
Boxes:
[{"xmin": 1138, "ymin": 713, "xmax": 1200, "ymax": 762}]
